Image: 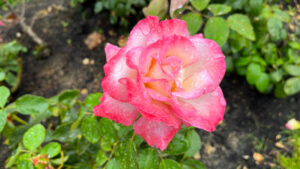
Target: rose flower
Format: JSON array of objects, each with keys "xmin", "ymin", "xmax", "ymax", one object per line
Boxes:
[{"xmin": 94, "ymin": 16, "xmax": 226, "ymax": 150}]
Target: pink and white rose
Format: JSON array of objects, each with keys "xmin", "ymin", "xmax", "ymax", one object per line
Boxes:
[{"xmin": 94, "ymin": 16, "xmax": 226, "ymax": 150}]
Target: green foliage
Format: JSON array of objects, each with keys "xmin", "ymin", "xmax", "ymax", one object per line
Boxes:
[
  {"xmin": 0, "ymin": 41, "xmax": 27, "ymax": 92},
  {"xmin": 278, "ymin": 130, "xmax": 300, "ymax": 169},
  {"xmin": 1, "ymin": 91, "xmax": 205, "ymax": 168}
]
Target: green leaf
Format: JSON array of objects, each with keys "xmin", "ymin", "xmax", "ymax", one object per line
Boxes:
[
  {"xmin": 137, "ymin": 147, "xmax": 159, "ymax": 169},
  {"xmin": 40, "ymin": 142, "xmax": 61, "ymax": 158},
  {"xmin": 0, "ymin": 71, "xmax": 5, "ymax": 81},
  {"xmin": 246, "ymin": 63, "xmax": 262, "ymax": 85},
  {"xmin": 270, "ymin": 70, "xmax": 283, "ymax": 83},
  {"xmin": 165, "ymin": 133, "xmax": 189, "ymax": 155},
  {"xmin": 181, "ymin": 12, "xmax": 203, "ymax": 35},
  {"xmin": 0, "ymin": 110, "xmax": 7, "ymax": 132},
  {"xmin": 0, "ymin": 86, "xmax": 10, "ymax": 108},
  {"xmin": 5, "ymin": 72, "xmax": 17, "ymax": 87},
  {"xmin": 190, "ymin": 0, "xmax": 210, "ymax": 11},
  {"xmin": 85, "ymin": 93, "xmax": 102, "ymax": 111},
  {"xmin": 208, "ymin": 4, "xmax": 231, "ymax": 16},
  {"xmin": 115, "ymin": 139, "xmax": 138, "ymax": 169},
  {"xmin": 227, "ymin": 14, "xmax": 255, "ymax": 41},
  {"xmin": 159, "ymin": 159, "xmax": 181, "ymax": 169},
  {"xmin": 99, "ymin": 118, "xmax": 118, "ymax": 144},
  {"xmin": 185, "ymin": 129, "xmax": 201, "ymax": 157},
  {"xmin": 183, "ymin": 159, "xmax": 206, "ymax": 169},
  {"xmin": 225, "ymin": 56, "xmax": 234, "ymax": 72},
  {"xmin": 94, "ymin": 1, "xmax": 103, "ymax": 13},
  {"xmin": 284, "ymin": 64, "xmax": 300, "ymax": 76},
  {"xmin": 5, "ymin": 144, "xmax": 22, "ymax": 168},
  {"xmin": 17, "ymin": 153, "xmax": 34, "ymax": 169},
  {"xmin": 204, "ymin": 17, "xmax": 229, "ymax": 46},
  {"xmin": 274, "ymin": 10, "xmax": 290, "ymax": 22},
  {"xmin": 227, "ymin": 0, "xmax": 247, "ymax": 10},
  {"xmin": 58, "ymin": 90, "xmax": 79, "ymax": 107},
  {"xmin": 235, "ymin": 57, "xmax": 251, "ymax": 67},
  {"xmin": 105, "ymin": 158, "xmax": 120, "ymax": 169},
  {"xmin": 289, "ymin": 41, "xmax": 300, "ymax": 50},
  {"xmin": 284, "ymin": 77, "xmax": 300, "ymax": 95},
  {"xmin": 274, "ymin": 83, "xmax": 287, "ymax": 98},
  {"xmin": 81, "ymin": 116, "xmax": 100, "ymax": 143},
  {"xmin": 51, "ymin": 155, "xmax": 69, "ymax": 165},
  {"xmin": 96, "ymin": 150, "xmax": 108, "ymax": 166},
  {"xmin": 23, "ymin": 124, "xmax": 46, "ymax": 151},
  {"xmin": 267, "ymin": 18, "xmax": 283, "ymax": 41},
  {"xmin": 143, "ymin": 0, "xmax": 168, "ymax": 19},
  {"xmin": 16, "ymin": 95, "xmax": 49, "ymax": 115},
  {"xmin": 255, "ymin": 72, "xmax": 269, "ymax": 93}
]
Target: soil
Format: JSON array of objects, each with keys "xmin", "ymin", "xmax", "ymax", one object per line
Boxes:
[{"xmin": 1, "ymin": 0, "xmax": 300, "ymax": 169}]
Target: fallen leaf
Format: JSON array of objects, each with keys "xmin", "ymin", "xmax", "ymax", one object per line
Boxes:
[
  {"xmin": 84, "ymin": 31, "xmax": 105, "ymax": 50},
  {"xmin": 253, "ymin": 152, "xmax": 264, "ymax": 164}
]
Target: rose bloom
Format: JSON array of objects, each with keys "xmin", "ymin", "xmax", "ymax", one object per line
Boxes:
[{"xmin": 94, "ymin": 16, "xmax": 226, "ymax": 150}]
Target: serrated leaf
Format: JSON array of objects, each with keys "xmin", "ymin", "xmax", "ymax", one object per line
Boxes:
[
  {"xmin": 16, "ymin": 95, "xmax": 49, "ymax": 115},
  {"xmin": 40, "ymin": 142, "xmax": 61, "ymax": 158},
  {"xmin": 0, "ymin": 110, "xmax": 7, "ymax": 132},
  {"xmin": 190, "ymin": 0, "xmax": 210, "ymax": 11},
  {"xmin": 81, "ymin": 116, "xmax": 100, "ymax": 143},
  {"xmin": 160, "ymin": 159, "xmax": 181, "ymax": 169},
  {"xmin": 23, "ymin": 124, "xmax": 46, "ymax": 151},
  {"xmin": 17, "ymin": 153, "xmax": 34, "ymax": 169},
  {"xmin": 137, "ymin": 148, "xmax": 159, "ymax": 169},
  {"xmin": 181, "ymin": 12, "xmax": 203, "ymax": 35},
  {"xmin": 85, "ymin": 93, "xmax": 102, "ymax": 111},
  {"xmin": 185, "ymin": 129, "xmax": 201, "ymax": 157},
  {"xmin": 204, "ymin": 17, "xmax": 229, "ymax": 46},
  {"xmin": 227, "ymin": 14, "xmax": 255, "ymax": 41},
  {"xmin": 284, "ymin": 77, "xmax": 300, "ymax": 95},
  {"xmin": 0, "ymin": 86, "xmax": 10, "ymax": 108},
  {"xmin": 208, "ymin": 4, "xmax": 231, "ymax": 16},
  {"xmin": 99, "ymin": 118, "xmax": 118, "ymax": 144}
]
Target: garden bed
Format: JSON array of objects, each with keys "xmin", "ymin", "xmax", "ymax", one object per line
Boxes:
[{"xmin": 1, "ymin": 0, "xmax": 300, "ymax": 168}]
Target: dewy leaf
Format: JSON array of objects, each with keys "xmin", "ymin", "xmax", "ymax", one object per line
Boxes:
[
  {"xmin": 165, "ymin": 132, "xmax": 190, "ymax": 155},
  {"xmin": 40, "ymin": 142, "xmax": 61, "ymax": 158},
  {"xmin": 208, "ymin": 4, "xmax": 232, "ymax": 16},
  {"xmin": 99, "ymin": 118, "xmax": 118, "ymax": 144},
  {"xmin": 284, "ymin": 77, "xmax": 300, "ymax": 95},
  {"xmin": 0, "ymin": 110, "xmax": 7, "ymax": 132},
  {"xmin": 23, "ymin": 124, "xmax": 46, "ymax": 151},
  {"xmin": 96, "ymin": 150, "xmax": 108, "ymax": 166},
  {"xmin": 85, "ymin": 92, "xmax": 102, "ymax": 111},
  {"xmin": 185, "ymin": 129, "xmax": 201, "ymax": 157},
  {"xmin": 81, "ymin": 116, "xmax": 100, "ymax": 144},
  {"xmin": 105, "ymin": 158, "xmax": 120, "ymax": 169},
  {"xmin": 190, "ymin": 0, "xmax": 210, "ymax": 11},
  {"xmin": 17, "ymin": 153, "xmax": 34, "ymax": 169},
  {"xmin": 181, "ymin": 12, "xmax": 203, "ymax": 35},
  {"xmin": 16, "ymin": 95, "xmax": 49, "ymax": 115},
  {"xmin": 115, "ymin": 139, "xmax": 138, "ymax": 169},
  {"xmin": 255, "ymin": 72, "xmax": 269, "ymax": 93},
  {"xmin": 160, "ymin": 159, "xmax": 181, "ymax": 169},
  {"xmin": 246, "ymin": 63, "xmax": 262, "ymax": 85},
  {"xmin": 137, "ymin": 147, "xmax": 159, "ymax": 169},
  {"xmin": 0, "ymin": 86, "xmax": 10, "ymax": 108},
  {"xmin": 204, "ymin": 17, "xmax": 229, "ymax": 46},
  {"xmin": 58, "ymin": 90, "xmax": 79, "ymax": 107},
  {"xmin": 227, "ymin": 14, "xmax": 255, "ymax": 41},
  {"xmin": 143, "ymin": 0, "xmax": 168, "ymax": 19}
]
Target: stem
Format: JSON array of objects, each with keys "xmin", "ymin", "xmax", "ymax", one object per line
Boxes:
[
  {"xmin": 57, "ymin": 151, "xmax": 65, "ymax": 169},
  {"xmin": 11, "ymin": 114, "xmax": 27, "ymax": 125}
]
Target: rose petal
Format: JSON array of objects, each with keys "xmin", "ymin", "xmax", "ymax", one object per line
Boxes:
[
  {"xmin": 105, "ymin": 43, "xmax": 121, "ymax": 62},
  {"xmin": 133, "ymin": 117, "xmax": 180, "ymax": 151},
  {"xmin": 285, "ymin": 118, "xmax": 300, "ymax": 130},
  {"xmin": 93, "ymin": 93, "xmax": 140, "ymax": 126},
  {"xmin": 172, "ymin": 87, "xmax": 226, "ymax": 132},
  {"xmin": 159, "ymin": 18, "xmax": 190, "ymax": 38},
  {"xmin": 127, "ymin": 16, "xmax": 160, "ymax": 48}
]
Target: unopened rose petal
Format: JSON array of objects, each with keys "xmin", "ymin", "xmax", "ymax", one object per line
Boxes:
[
  {"xmin": 173, "ymin": 87, "xmax": 226, "ymax": 132},
  {"xmin": 285, "ymin": 118, "xmax": 300, "ymax": 130},
  {"xmin": 93, "ymin": 93, "xmax": 139, "ymax": 126},
  {"xmin": 105, "ymin": 43, "xmax": 120, "ymax": 61},
  {"xmin": 133, "ymin": 117, "xmax": 180, "ymax": 150}
]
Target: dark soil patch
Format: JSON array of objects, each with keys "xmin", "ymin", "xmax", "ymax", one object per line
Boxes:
[{"xmin": 1, "ymin": 1, "xmax": 300, "ymax": 169}]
